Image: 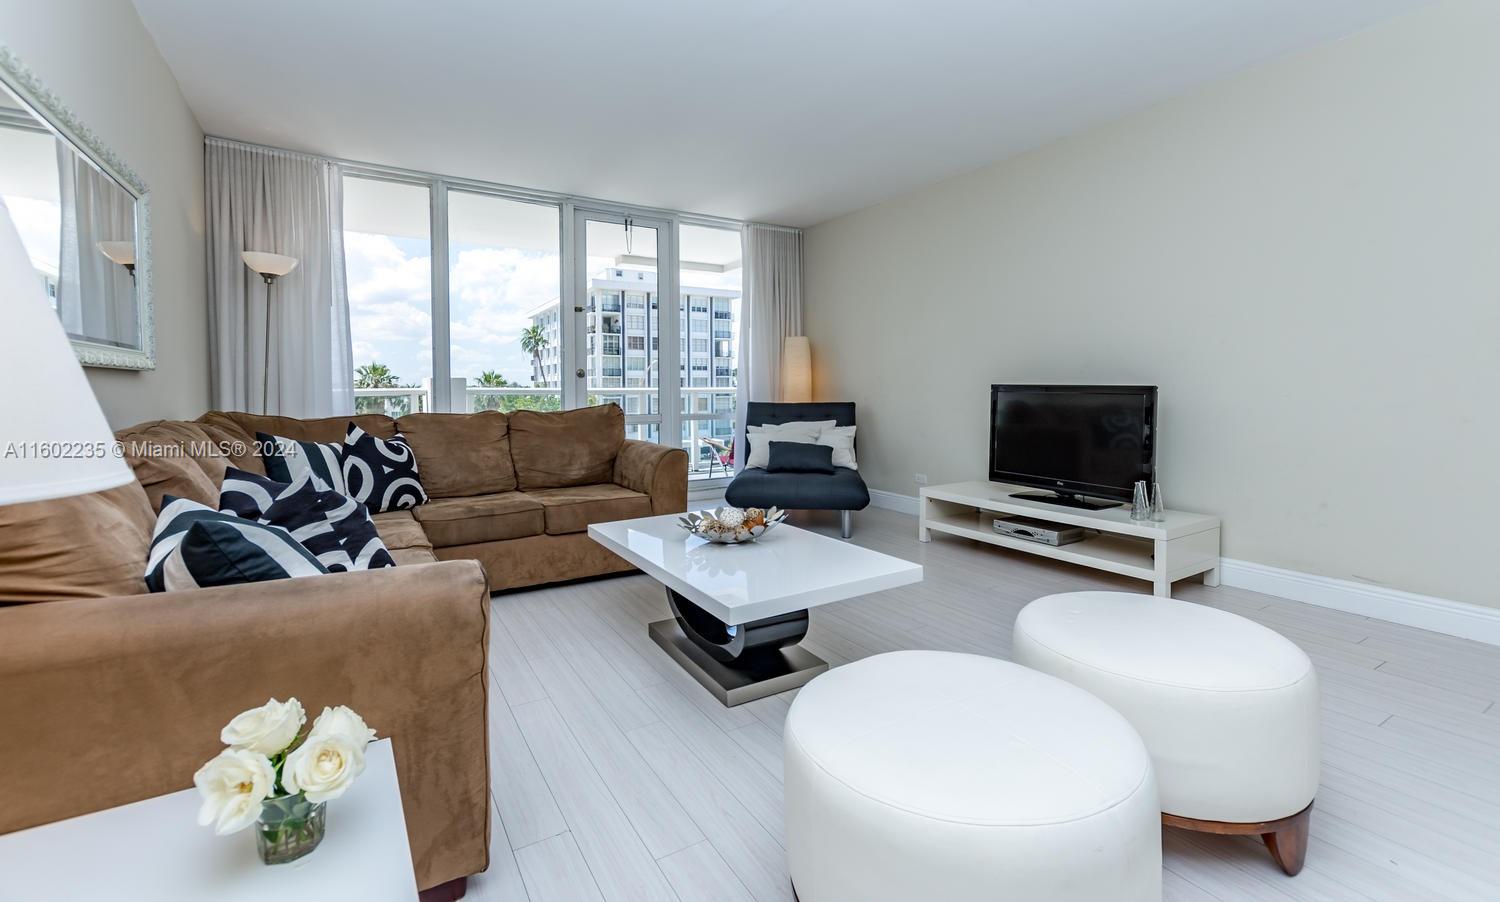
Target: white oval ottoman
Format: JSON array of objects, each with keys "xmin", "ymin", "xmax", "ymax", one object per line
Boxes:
[
  {"xmin": 1013, "ymin": 591, "xmax": 1319, "ymax": 875},
  {"xmin": 784, "ymin": 650, "xmax": 1161, "ymax": 902}
]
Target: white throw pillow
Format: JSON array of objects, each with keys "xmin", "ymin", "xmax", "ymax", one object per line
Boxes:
[
  {"xmin": 818, "ymin": 425, "xmax": 857, "ymax": 470},
  {"xmin": 745, "ymin": 420, "xmax": 836, "ymax": 469}
]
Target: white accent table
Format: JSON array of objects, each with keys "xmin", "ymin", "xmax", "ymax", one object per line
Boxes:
[
  {"xmin": 590, "ymin": 513, "xmax": 923, "ymax": 705},
  {"xmin": 919, "ymin": 480, "xmax": 1221, "ymax": 597},
  {"xmin": 0, "ymin": 739, "xmax": 417, "ymax": 901}
]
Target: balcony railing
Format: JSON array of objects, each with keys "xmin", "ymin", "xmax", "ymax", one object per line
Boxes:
[{"xmin": 353, "ymin": 385, "xmax": 737, "ymax": 480}]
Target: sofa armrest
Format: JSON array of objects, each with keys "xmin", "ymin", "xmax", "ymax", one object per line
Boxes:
[
  {"xmin": 614, "ymin": 439, "xmax": 689, "ymax": 514},
  {"xmin": 0, "ymin": 560, "xmax": 490, "ymax": 892}
]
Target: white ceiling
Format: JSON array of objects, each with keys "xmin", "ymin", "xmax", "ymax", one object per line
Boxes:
[{"xmin": 132, "ymin": 0, "xmax": 1425, "ymax": 227}]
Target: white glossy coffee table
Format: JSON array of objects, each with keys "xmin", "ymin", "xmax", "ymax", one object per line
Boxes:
[
  {"xmin": 590, "ymin": 513, "xmax": 923, "ymax": 705},
  {"xmin": 0, "ymin": 739, "xmax": 416, "ymax": 900}
]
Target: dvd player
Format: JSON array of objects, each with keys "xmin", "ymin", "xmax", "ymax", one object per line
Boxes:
[{"xmin": 993, "ymin": 516, "xmax": 1087, "ymax": 546}]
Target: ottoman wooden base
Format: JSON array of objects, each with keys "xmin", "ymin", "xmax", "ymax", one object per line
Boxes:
[{"xmin": 1163, "ymin": 801, "xmax": 1313, "ymax": 876}]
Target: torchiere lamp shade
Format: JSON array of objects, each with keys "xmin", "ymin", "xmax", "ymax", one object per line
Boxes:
[
  {"xmin": 0, "ymin": 201, "xmax": 134, "ymax": 505},
  {"xmin": 96, "ymin": 240, "xmax": 136, "ymax": 266},
  {"xmin": 241, "ymin": 251, "xmax": 299, "ymax": 278}
]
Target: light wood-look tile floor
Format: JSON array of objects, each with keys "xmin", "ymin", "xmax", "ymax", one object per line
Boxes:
[{"xmin": 467, "ymin": 506, "xmax": 1500, "ymax": 902}]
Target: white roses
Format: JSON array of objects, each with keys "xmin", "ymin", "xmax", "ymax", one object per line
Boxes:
[
  {"xmin": 220, "ymin": 697, "xmax": 304, "ymax": 755},
  {"xmin": 194, "ymin": 697, "xmax": 375, "ymax": 835},
  {"xmin": 282, "ymin": 707, "xmax": 372, "ymax": 803},
  {"xmin": 193, "ymin": 748, "xmax": 277, "ymax": 835},
  {"xmin": 309, "ymin": 705, "xmax": 377, "ymax": 746}
]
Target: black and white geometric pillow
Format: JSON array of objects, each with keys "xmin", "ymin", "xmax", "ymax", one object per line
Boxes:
[
  {"xmin": 342, "ymin": 425, "xmax": 428, "ymax": 513},
  {"xmin": 219, "ymin": 467, "xmax": 396, "ymax": 572},
  {"xmin": 257, "ymin": 431, "xmax": 348, "ymax": 495},
  {"xmin": 145, "ymin": 495, "xmax": 329, "ymax": 592}
]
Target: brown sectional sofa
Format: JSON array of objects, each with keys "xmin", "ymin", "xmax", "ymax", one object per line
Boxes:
[
  {"xmin": 191, "ymin": 404, "xmax": 688, "ymax": 590},
  {"xmin": 0, "ymin": 403, "xmax": 687, "ymax": 897}
]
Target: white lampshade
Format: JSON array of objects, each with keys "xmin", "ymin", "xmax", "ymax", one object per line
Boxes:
[
  {"xmin": 0, "ymin": 202, "xmax": 134, "ymax": 505},
  {"xmin": 96, "ymin": 240, "xmax": 135, "ymax": 266},
  {"xmin": 241, "ymin": 251, "xmax": 299, "ymax": 277},
  {"xmin": 782, "ymin": 335, "xmax": 812, "ymax": 403}
]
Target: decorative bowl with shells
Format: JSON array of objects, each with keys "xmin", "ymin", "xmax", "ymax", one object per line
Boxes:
[{"xmin": 678, "ymin": 506, "xmax": 787, "ymax": 544}]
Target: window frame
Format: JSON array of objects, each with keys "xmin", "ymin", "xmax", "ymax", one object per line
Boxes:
[{"xmin": 339, "ymin": 156, "xmax": 752, "ymax": 486}]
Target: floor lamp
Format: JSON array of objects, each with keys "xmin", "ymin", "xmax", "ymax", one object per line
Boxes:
[{"xmin": 241, "ymin": 251, "xmax": 299, "ymax": 414}]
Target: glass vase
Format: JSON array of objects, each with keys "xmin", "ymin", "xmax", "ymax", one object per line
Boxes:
[
  {"xmin": 257, "ymin": 793, "xmax": 326, "ymax": 865},
  {"xmin": 1130, "ymin": 480, "xmax": 1151, "ymax": 521}
]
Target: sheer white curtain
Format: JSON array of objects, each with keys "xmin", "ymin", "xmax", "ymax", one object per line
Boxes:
[
  {"xmin": 206, "ymin": 138, "xmax": 352, "ymax": 417},
  {"xmin": 56, "ymin": 144, "xmax": 136, "ymax": 345},
  {"xmin": 735, "ymin": 223, "xmax": 803, "ymax": 470}
]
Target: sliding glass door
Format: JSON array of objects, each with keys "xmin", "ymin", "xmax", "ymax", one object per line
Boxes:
[
  {"xmin": 341, "ymin": 171, "xmax": 743, "ymax": 485},
  {"xmin": 678, "ymin": 223, "xmax": 742, "ymax": 480},
  {"xmin": 572, "ymin": 211, "xmax": 675, "ymax": 444}
]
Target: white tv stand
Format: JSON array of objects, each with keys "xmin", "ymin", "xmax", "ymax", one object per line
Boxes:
[{"xmin": 918, "ymin": 481, "xmax": 1221, "ymax": 597}]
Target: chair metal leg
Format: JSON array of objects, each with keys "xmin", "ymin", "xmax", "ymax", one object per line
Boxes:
[{"xmin": 840, "ymin": 510, "xmax": 852, "ymax": 539}]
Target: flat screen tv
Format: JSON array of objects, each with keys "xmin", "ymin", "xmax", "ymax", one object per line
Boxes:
[{"xmin": 989, "ymin": 385, "xmax": 1157, "ymax": 510}]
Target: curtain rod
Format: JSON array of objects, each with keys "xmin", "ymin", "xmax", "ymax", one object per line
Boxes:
[{"xmin": 204, "ymin": 134, "xmax": 799, "ymax": 234}]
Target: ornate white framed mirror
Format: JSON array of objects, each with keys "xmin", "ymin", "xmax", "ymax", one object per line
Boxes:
[{"xmin": 0, "ymin": 47, "xmax": 154, "ymax": 370}]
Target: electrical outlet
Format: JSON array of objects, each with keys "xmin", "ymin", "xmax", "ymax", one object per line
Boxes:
[{"xmin": 914, "ymin": 473, "xmax": 928, "ymax": 486}]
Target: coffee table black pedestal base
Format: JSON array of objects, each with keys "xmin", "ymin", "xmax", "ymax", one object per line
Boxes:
[{"xmin": 650, "ymin": 588, "xmax": 828, "ymax": 706}]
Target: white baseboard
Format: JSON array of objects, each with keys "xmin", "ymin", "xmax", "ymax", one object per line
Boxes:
[
  {"xmin": 866, "ymin": 488, "xmax": 1500, "ymax": 647},
  {"xmin": 868, "ymin": 488, "xmax": 920, "ymax": 516},
  {"xmin": 1217, "ymin": 559, "xmax": 1500, "ymax": 647}
]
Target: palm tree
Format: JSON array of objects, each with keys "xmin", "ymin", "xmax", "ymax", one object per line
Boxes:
[
  {"xmin": 471, "ymin": 369, "xmax": 514, "ymax": 412},
  {"xmin": 354, "ymin": 362, "xmax": 398, "ymax": 388},
  {"xmin": 519, "ymin": 325, "xmax": 548, "ymax": 386}
]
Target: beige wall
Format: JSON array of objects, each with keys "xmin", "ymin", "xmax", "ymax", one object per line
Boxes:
[
  {"xmin": 806, "ymin": 1, "xmax": 1499, "ymax": 608},
  {"xmin": 2, "ymin": 0, "xmax": 207, "ymax": 427}
]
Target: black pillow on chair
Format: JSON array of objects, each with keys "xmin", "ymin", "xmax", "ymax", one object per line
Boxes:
[{"xmin": 766, "ymin": 441, "xmax": 836, "ymax": 474}]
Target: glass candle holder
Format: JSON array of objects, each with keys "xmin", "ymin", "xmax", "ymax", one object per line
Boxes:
[{"xmin": 1130, "ymin": 480, "xmax": 1151, "ymax": 521}]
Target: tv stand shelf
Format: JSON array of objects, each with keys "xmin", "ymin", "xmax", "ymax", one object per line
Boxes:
[{"xmin": 918, "ymin": 481, "xmax": 1221, "ymax": 597}]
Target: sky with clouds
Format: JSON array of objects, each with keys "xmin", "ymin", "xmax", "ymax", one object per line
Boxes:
[{"xmin": 346, "ymin": 230, "xmax": 562, "ymax": 387}]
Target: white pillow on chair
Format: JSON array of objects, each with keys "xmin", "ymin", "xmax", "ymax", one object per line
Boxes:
[
  {"xmin": 818, "ymin": 425, "xmax": 857, "ymax": 469},
  {"xmin": 745, "ymin": 420, "xmax": 836, "ymax": 469}
]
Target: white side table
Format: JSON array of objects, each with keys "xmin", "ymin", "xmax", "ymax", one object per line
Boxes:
[{"xmin": 0, "ymin": 739, "xmax": 417, "ymax": 900}]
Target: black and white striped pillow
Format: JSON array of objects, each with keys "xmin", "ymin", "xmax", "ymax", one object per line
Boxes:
[
  {"xmin": 146, "ymin": 496, "xmax": 329, "ymax": 592},
  {"xmin": 257, "ymin": 432, "xmax": 348, "ymax": 495},
  {"xmin": 219, "ymin": 468, "xmax": 396, "ymax": 572},
  {"xmin": 342, "ymin": 425, "xmax": 428, "ymax": 512}
]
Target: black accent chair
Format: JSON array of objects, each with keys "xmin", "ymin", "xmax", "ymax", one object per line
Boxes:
[{"xmin": 725, "ymin": 402, "xmax": 870, "ymax": 538}]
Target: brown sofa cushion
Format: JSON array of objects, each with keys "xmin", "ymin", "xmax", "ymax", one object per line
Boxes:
[
  {"xmin": 389, "ymin": 546, "xmax": 440, "ymax": 565},
  {"xmin": 200, "ymin": 411, "xmax": 397, "ymax": 444},
  {"xmin": 193, "ymin": 418, "xmax": 264, "ymax": 474},
  {"xmin": 371, "ymin": 510, "xmax": 433, "ymax": 553},
  {"xmin": 413, "ymin": 492, "xmax": 544, "ymax": 547},
  {"xmin": 509, "ymin": 405, "xmax": 625, "ymax": 490},
  {"xmin": 115, "ymin": 420, "xmax": 231, "ymax": 511},
  {"xmin": 436, "ymin": 530, "xmax": 635, "ymax": 591},
  {"xmin": 0, "ymin": 483, "xmax": 154, "ymax": 603},
  {"xmin": 396, "ymin": 412, "xmax": 517, "ymax": 498},
  {"xmin": 525, "ymin": 484, "xmax": 653, "ymax": 535}
]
